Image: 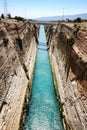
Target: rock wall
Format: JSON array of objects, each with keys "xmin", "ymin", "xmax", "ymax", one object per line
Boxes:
[
  {"xmin": 0, "ymin": 21, "xmax": 39, "ymax": 130},
  {"xmin": 46, "ymin": 24, "xmax": 87, "ymax": 130}
]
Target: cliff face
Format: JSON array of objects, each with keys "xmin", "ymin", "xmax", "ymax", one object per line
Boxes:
[
  {"xmin": 46, "ymin": 24, "xmax": 87, "ymax": 130},
  {"xmin": 0, "ymin": 20, "xmax": 39, "ymax": 130}
]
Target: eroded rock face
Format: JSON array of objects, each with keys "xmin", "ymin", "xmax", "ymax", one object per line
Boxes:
[
  {"xmin": 0, "ymin": 21, "xmax": 39, "ymax": 130},
  {"xmin": 46, "ymin": 24, "xmax": 87, "ymax": 130}
]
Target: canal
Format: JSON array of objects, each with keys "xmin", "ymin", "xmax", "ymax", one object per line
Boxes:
[{"xmin": 24, "ymin": 25, "xmax": 64, "ymax": 130}]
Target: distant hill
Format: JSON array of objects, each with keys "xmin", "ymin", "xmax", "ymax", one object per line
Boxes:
[{"xmin": 34, "ymin": 13, "xmax": 87, "ymax": 21}]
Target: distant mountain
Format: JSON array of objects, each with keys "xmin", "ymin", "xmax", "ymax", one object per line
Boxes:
[{"xmin": 34, "ymin": 13, "xmax": 87, "ymax": 21}]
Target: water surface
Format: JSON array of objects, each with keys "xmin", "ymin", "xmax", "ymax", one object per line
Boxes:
[{"xmin": 24, "ymin": 25, "xmax": 64, "ymax": 130}]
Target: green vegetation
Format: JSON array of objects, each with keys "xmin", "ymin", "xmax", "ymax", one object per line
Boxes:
[
  {"xmin": 15, "ymin": 35, "xmax": 23, "ymax": 50},
  {"xmin": 59, "ymin": 31, "xmax": 67, "ymax": 43},
  {"xmin": 67, "ymin": 37, "xmax": 75, "ymax": 46},
  {"xmin": 59, "ymin": 31, "xmax": 75, "ymax": 46},
  {"xmin": 65, "ymin": 17, "xmax": 87, "ymax": 23},
  {"xmin": 74, "ymin": 24, "xmax": 81, "ymax": 30},
  {"xmin": 7, "ymin": 13, "xmax": 11, "ymax": 19},
  {"xmin": 3, "ymin": 37, "xmax": 9, "ymax": 47},
  {"xmin": 1, "ymin": 14, "xmax": 5, "ymax": 19},
  {"xmin": 15, "ymin": 16, "xmax": 25, "ymax": 21},
  {"xmin": 59, "ymin": 31, "xmax": 66, "ymax": 39},
  {"xmin": 74, "ymin": 24, "xmax": 81, "ymax": 37},
  {"xmin": 74, "ymin": 17, "xmax": 82, "ymax": 23}
]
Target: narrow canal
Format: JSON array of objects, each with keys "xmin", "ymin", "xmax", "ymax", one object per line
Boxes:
[{"xmin": 24, "ymin": 25, "xmax": 64, "ymax": 130}]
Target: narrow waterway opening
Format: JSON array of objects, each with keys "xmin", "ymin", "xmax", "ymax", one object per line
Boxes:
[{"xmin": 24, "ymin": 25, "xmax": 64, "ymax": 130}]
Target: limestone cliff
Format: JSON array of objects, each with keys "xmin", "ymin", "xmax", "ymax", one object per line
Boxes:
[
  {"xmin": 46, "ymin": 24, "xmax": 87, "ymax": 130},
  {"xmin": 0, "ymin": 20, "xmax": 39, "ymax": 130}
]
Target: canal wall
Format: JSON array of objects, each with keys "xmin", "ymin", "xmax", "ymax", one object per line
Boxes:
[
  {"xmin": 0, "ymin": 21, "xmax": 39, "ymax": 130},
  {"xmin": 46, "ymin": 24, "xmax": 87, "ymax": 130}
]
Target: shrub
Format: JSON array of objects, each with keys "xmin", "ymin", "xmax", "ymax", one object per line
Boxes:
[
  {"xmin": 15, "ymin": 16, "xmax": 24, "ymax": 21},
  {"xmin": 74, "ymin": 24, "xmax": 81, "ymax": 30},
  {"xmin": 74, "ymin": 17, "xmax": 82, "ymax": 23},
  {"xmin": 7, "ymin": 13, "xmax": 11, "ymax": 19},
  {"xmin": 59, "ymin": 31, "xmax": 66, "ymax": 39},
  {"xmin": 1, "ymin": 14, "xmax": 5, "ymax": 19},
  {"xmin": 3, "ymin": 37, "xmax": 9, "ymax": 47},
  {"xmin": 16, "ymin": 35, "xmax": 23, "ymax": 50},
  {"xmin": 59, "ymin": 31, "xmax": 67, "ymax": 43},
  {"xmin": 59, "ymin": 31, "xmax": 75, "ymax": 46},
  {"xmin": 74, "ymin": 24, "xmax": 81, "ymax": 37},
  {"xmin": 67, "ymin": 37, "xmax": 75, "ymax": 46}
]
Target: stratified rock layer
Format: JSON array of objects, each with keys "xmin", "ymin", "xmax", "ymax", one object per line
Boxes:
[
  {"xmin": 0, "ymin": 20, "xmax": 39, "ymax": 130},
  {"xmin": 46, "ymin": 24, "xmax": 87, "ymax": 130}
]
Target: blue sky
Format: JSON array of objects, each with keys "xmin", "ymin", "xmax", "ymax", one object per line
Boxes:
[{"xmin": 0, "ymin": 0, "xmax": 87, "ymax": 18}]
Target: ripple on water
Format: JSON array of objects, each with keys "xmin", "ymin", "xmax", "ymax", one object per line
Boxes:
[{"xmin": 24, "ymin": 25, "xmax": 64, "ymax": 130}]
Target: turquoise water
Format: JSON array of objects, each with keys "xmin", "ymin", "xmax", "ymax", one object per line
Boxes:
[{"xmin": 24, "ymin": 25, "xmax": 64, "ymax": 130}]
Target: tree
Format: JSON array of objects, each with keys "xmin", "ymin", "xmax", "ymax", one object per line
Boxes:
[
  {"xmin": 15, "ymin": 16, "xmax": 24, "ymax": 21},
  {"xmin": 74, "ymin": 17, "xmax": 82, "ymax": 23},
  {"xmin": 1, "ymin": 14, "xmax": 5, "ymax": 19},
  {"xmin": 7, "ymin": 13, "xmax": 11, "ymax": 19}
]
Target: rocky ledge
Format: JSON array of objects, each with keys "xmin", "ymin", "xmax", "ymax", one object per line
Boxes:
[
  {"xmin": 46, "ymin": 24, "xmax": 87, "ymax": 130},
  {"xmin": 0, "ymin": 20, "xmax": 39, "ymax": 130}
]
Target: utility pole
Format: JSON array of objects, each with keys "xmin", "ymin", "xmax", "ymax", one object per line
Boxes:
[
  {"xmin": 25, "ymin": 8, "xmax": 26, "ymax": 19},
  {"xmin": 4, "ymin": 0, "xmax": 7, "ymax": 18},
  {"xmin": 62, "ymin": 8, "xmax": 64, "ymax": 21}
]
